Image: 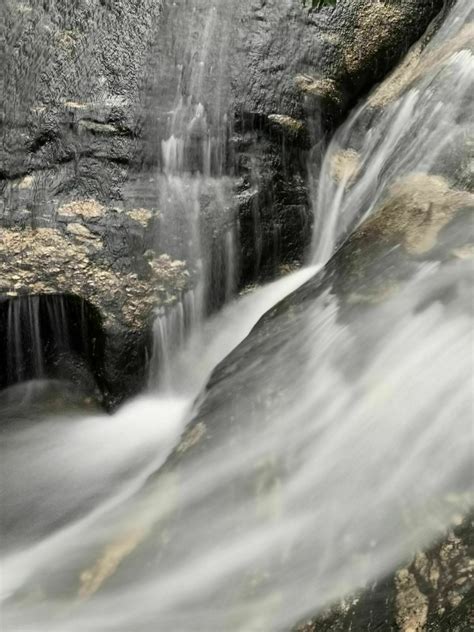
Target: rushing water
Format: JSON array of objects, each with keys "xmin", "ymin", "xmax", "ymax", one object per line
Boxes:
[
  {"xmin": 311, "ymin": 0, "xmax": 474, "ymax": 263},
  {"xmin": 1, "ymin": 1, "xmax": 473, "ymax": 630}
]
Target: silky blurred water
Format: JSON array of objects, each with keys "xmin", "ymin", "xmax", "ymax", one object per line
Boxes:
[
  {"xmin": 311, "ymin": 0, "xmax": 474, "ymax": 263},
  {"xmin": 1, "ymin": 1, "xmax": 473, "ymax": 631}
]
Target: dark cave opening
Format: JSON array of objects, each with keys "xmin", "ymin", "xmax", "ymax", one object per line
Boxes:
[{"xmin": 0, "ymin": 293, "xmax": 106, "ymax": 398}]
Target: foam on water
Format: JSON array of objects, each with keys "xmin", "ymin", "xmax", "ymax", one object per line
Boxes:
[
  {"xmin": 0, "ymin": 266, "xmax": 317, "ymax": 599},
  {"xmin": 2, "ymin": 257, "xmax": 471, "ymax": 632}
]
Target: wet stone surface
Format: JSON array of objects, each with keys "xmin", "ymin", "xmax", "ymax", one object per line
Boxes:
[{"xmin": 1, "ymin": 0, "xmax": 452, "ymax": 401}]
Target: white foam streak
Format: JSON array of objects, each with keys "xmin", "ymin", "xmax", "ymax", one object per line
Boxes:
[{"xmin": 311, "ymin": 6, "xmax": 474, "ymax": 261}]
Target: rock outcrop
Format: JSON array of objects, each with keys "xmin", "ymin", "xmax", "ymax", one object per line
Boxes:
[
  {"xmin": 2, "ymin": 0, "xmax": 169, "ymax": 403},
  {"xmin": 230, "ymin": 0, "xmax": 450, "ymax": 280},
  {"xmin": 294, "ymin": 514, "xmax": 474, "ymax": 632},
  {"xmin": 0, "ymin": 199, "xmax": 189, "ymax": 404},
  {"xmin": 1, "ymin": 0, "xmax": 454, "ymax": 400}
]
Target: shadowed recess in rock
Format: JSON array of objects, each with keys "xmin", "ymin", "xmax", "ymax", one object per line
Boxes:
[{"xmin": 0, "ymin": 293, "xmax": 106, "ymax": 396}]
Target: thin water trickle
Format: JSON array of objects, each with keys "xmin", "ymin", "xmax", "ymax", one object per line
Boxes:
[
  {"xmin": 149, "ymin": 0, "xmax": 240, "ymax": 386},
  {"xmin": 1, "ymin": 294, "xmax": 99, "ymax": 390}
]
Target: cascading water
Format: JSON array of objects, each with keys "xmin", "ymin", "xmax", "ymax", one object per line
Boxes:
[
  {"xmin": 6, "ymin": 296, "xmax": 44, "ymax": 382},
  {"xmin": 1, "ymin": 1, "xmax": 473, "ymax": 631},
  {"xmin": 0, "ymin": 294, "xmax": 103, "ymax": 392},
  {"xmin": 311, "ymin": 0, "xmax": 473, "ymax": 263},
  {"xmin": 149, "ymin": 1, "xmax": 239, "ymax": 387}
]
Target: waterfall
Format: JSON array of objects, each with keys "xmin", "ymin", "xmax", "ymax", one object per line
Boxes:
[
  {"xmin": 311, "ymin": 0, "xmax": 473, "ymax": 263},
  {"xmin": 1, "ymin": 2, "xmax": 472, "ymax": 631},
  {"xmin": 148, "ymin": 1, "xmax": 239, "ymax": 387},
  {"xmin": 0, "ymin": 294, "xmax": 102, "ymax": 392},
  {"xmin": 6, "ymin": 296, "xmax": 44, "ymax": 382}
]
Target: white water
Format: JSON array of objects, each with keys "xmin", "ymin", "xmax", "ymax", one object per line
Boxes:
[
  {"xmin": 311, "ymin": 0, "xmax": 474, "ymax": 263},
  {"xmin": 2, "ymin": 260, "xmax": 471, "ymax": 631},
  {"xmin": 0, "ymin": 266, "xmax": 317, "ymax": 600},
  {"xmin": 1, "ymin": 1, "xmax": 473, "ymax": 630}
]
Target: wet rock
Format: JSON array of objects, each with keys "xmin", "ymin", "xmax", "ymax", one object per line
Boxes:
[
  {"xmin": 1, "ymin": 0, "xmax": 455, "ymax": 399},
  {"xmin": 267, "ymin": 115, "xmax": 308, "ymax": 142},
  {"xmin": 368, "ymin": 19, "xmax": 473, "ymax": 109},
  {"xmin": 0, "ymin": 207, "xmax": 189, "ymax": 407},
  {"xmin": 293, "ymin": 515, "xmax": 474, "ymax": 632},
  {"xmin": 58, "ymin": 199, "xmax": 106, "ymax": 220},
  {"xmin": 65, "ymin": 222, "xmax": 100, "ymax": 241},
  {"xmin": 229, "ymin": 0, "xmax": 449, "ymax": 281},
  {"xmin": 332, "ymin": 175, "xmax": 474, "ymax": 301},
  {"xmin": 329, "ymin": 149, "xmax": 360, "ymax": 185}
]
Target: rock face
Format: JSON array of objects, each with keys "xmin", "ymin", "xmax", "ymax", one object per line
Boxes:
[
  {"xmin": 2, "ymin": 0, "xmax": 161, "ymax": 186},
  {"xmin": 0, "ymin": 201, "xmax": 189, "ymax": 405},
  {"xmin": 1, "ymin": 0, "xmax": 451, "ymax": 400},
  {"xmin": 2, "ymin": 0, "xmax": 169, "ymax": 404},
  {"xmin": 229, "ymin": 0, "xmax": 449, "ymax": 280}
]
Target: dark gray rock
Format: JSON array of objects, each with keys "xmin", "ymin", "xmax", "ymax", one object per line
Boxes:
[
  {"xmin": 2, "ymin": 0, "xmax": 449, "ymax": 269},
  {"xmin": 293, "ymin": 514, "xmax": 474, "ymax": 632},
  {"xmin": 0, "ymin": 202, "xmax": 189, "ymax": 407},
  {"xmin": 1, "ymin": 0, "xmax": 451, "ymax": 401},
  {"xmin": 228, "ymin": 0, "xmax": 449, "ymax": 280}
]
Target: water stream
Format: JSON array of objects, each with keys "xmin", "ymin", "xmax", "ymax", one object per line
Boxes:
[
  {"xmin": 311, "ymin": 0, "xmax": 474, "ymax": 263},
  {"xmin": 1, "ymin": 1, "xmax": 473, "ymax": 630},
  {"xmin": 148, "ymin": 0, "xmax": 239, "ymax": 386}
]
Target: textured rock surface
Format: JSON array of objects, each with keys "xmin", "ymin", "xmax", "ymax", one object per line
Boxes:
[
  {"xmin": 2, "ymin": 0, "xmax": 448, "ymax": 265},
  {"xmin": 0, "ymin": 198, "xmax": 189, "ymax": 405},
  {"xmin": 230, "ymin": 0, "xmax": 449, "ymax": 279},
  {"xmin": 294, "ymin": 515, "xmax": 474, "ymax": 632},
  {"xmin": 2, "ymin": 0, "xmax": 161, "ymax": 184},
  {"xmin": 0, "ymin": 202, "xmax": 188, "ymax": 328},
  {"xmin": 1, "ymin": 0, "xmax": 452, "ymax": 400},
  {"xmin": 2, "ymin": 0, "xmax": 169, "ymax": 402}
]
